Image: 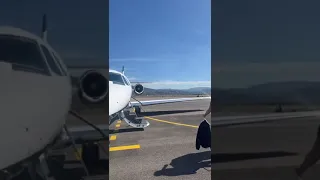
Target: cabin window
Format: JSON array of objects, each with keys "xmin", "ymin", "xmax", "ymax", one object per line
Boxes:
[
  {"xmin": 40, "ymin": 45, "xmax": 63, "ymax": 76},
  {"xmin": 109, "ymin": 72, "xmax": 125, "ymax": 85},
  {"xmin": 0, "ymin": 35, "xmax": 50, "ymax": 75}
]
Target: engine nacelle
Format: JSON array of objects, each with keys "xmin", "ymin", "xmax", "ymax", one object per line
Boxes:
[
  {"xmin": 134, "ymin": 84, "xmax": 144, "ymax": 95},
  {"xmin": 78, "ymin": 70, "xmax": 108, "ymax": 104}
]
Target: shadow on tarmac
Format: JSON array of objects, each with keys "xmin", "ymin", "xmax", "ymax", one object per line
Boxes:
[
  {"xmin": 153, "ymin": 151, "xmax": 297, "ymax": 177},
  {"xmin": 154, "ymin": 151, "xmax": 211, "ymax": 177}
]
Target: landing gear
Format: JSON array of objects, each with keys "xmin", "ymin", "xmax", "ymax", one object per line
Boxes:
[
  {"xmin": 27, "ymin": 152, "xmax": 55, "ymax": 180},
  {"xmin": 135, "ymin": 106, "xmax": 141, "ymax": 116}
]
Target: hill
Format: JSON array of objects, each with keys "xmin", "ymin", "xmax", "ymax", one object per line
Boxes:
[
  {"xmin": 140, "ymin": 87, "xmax": 211, "ymax": 96},
  {"xmin": 213, "ymin": 81, "xmax": 320, "ymax": 105},
  {"xmin": 71, "ymin": 85, "xmax": 211, "ymax": 112}
]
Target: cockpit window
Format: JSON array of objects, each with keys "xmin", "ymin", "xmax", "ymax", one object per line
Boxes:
[
  {"xmin": 40, "ymin": 45, "xmax": 63, "ymax": 76},
  {"xmin": 51, "ymin": 52, "xmax": 67, "ymax": 76},
  {"xmin": 0, "ymin": 35, "xmax": 49, "ymax": 75},
  {"xmin": 122, "ymin": 75, "xmax": 130, "ymax": 86},
  {"xmin": 109, "ymin": 72, "xmax": 125, "ymax": 85}
]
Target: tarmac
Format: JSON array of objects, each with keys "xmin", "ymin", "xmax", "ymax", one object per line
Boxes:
[
  {"xmin": 212, "ymin": 116, "xmax": 320, "ymax": 180},
  {"xmin": 16, "ymin": 97, "xmax": 320, "ymax": 180},
  {"xmin": 13, "ymin": 97, "xmax": 210, "ymax": 180},
  {"xmin": 109, "ymin": 99, "xmax": 211, "ymax": 180}
]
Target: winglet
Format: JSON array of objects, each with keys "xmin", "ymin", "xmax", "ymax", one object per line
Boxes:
[
  {"xmin": 122, "ymin": 66, "xmax": 125, "ymax": 74},
  {"xmin": 41, "ymin": 14, "xmax": 47, "ymax": 42}
]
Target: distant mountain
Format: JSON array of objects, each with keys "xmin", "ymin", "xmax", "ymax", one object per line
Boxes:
[
  {"xmin": 185, "ymin": 87, "xmax": 211, "ymax": 93},
  {"xmin": 71, "ymin": 75, "xmax": 210, "ymax": 95},
  {"xmin": 140, "ymin": 87, "xmax": 211, "ymax": 96},
  {"xmin": 72, "ymin": 78, "xmax": 320, "ymax": 105},
  {"xmin": 213, "ymin": 81, "xmax": 320, "ymax": 105},
  {"xmin": 71, "ymin": 85, "xmax": 210, "ymax": 112}
]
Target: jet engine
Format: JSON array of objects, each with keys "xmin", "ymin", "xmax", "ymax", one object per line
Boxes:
[
  {"xmin": 78, "ymin": 70, "xmax": 108, "ymax": 104},
  {"xmin": 134, "ymin": 83, "xmax": 144, "ymax": 95}
]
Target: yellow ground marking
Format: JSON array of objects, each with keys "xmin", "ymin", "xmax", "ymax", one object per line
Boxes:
[
  {"xmin": 144, "ymin": 116, "xmax": 198, "ymax": 128},
  {"xmin": 115, "ymin": 119, "xmax": 121, "ymax": 128},
  {"xmin": 109, "ymin": 144, "xmax": 141, "ymax": 152},
  {"xmin": 110, "ymin": 135, "xmax": 117, "ymax": 141},
  {"xmin": 75, "ymin": 148, "xmax": 82, "ymax": 160}
]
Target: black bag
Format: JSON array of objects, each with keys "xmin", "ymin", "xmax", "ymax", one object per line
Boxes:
[{"xmin": 196, "ymin": 119, "xmax": 211, "ymax": 150}]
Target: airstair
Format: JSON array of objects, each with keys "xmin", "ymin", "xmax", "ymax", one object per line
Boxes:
[{"xmin": 120, "ymin": 109, "xmax": 150, "ymax": 128}]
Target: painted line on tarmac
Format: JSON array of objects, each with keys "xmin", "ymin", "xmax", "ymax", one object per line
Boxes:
[
  {"xmin": 144, "ymin": 116, "xmax": 198, "ymax": 128},
  {"xmin": 75, "ymin": 148, "xmax": 82, "ymax": 160},
  {"xmin": 109, "ymin": 120, "xmax": 141, "ymax": 152},
  {"xmin": 110, "ymin": 135, "xmax": 117, "ymax": 141},
  {"xmin": 109, "ymin": 144, "xmax": 141, "ymax": 152},
  {"xmin": 110, "ymin": 120, "xmax": 122, "ymax": 140}
]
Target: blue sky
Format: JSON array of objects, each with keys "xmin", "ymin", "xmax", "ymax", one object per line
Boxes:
[
  {"xmin": 109, "ymin": 0, "xmax": 211, "ymax": 89},
  {"xmin": 213, "ymin": 0, "xmax": 320, "ymax": 88}
]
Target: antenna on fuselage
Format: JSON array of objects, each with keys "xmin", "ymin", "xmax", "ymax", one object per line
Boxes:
[
  {"xmin": 122, "ymin": 66, "xmax": 125, "ymax": 74},
  {"xmin": 41, "ymin": 14, "xmax": 47, "ymax": 42}
]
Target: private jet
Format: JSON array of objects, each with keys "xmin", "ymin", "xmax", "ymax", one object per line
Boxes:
[{"xmin": 2, "ymin": 14, "xmax": 320, "ymax": 180}]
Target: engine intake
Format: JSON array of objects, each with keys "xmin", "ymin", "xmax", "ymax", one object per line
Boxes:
[
  {"xmin": 78, "ymin": 70, "xmax": 108, "ymax": 103},
  {"xmin": 134, "ymin": 84, "xmax": 144, "ymax": 95}
]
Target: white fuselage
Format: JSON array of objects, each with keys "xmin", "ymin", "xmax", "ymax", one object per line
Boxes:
[
  {"xmin": 0, "ymin": 27, "xmax": 72, "ymax": 169},
  {"xmin": 109, "ymin": 70, "xmax": 133, "ymax": 116}
]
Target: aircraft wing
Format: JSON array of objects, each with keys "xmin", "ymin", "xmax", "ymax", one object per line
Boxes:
[
  {"xmin": 211, "ymin": 110, "xmax": 320, "ymax": 127},
  {"xmin": 129, "ymin": 97, "xmax": 211, "ymax": 107},
  {"xmin": 65, "ymin": 124, "xmax": 109, "ymax": 143},
  {"xmin": 51, "ymin": 124, "xmax": 109, "ymax": 150}
]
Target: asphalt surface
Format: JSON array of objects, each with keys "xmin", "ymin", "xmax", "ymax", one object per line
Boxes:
[
  {"xmin": 109, "ymin": 99, "xmax": 211, "ymax": 180},
  {"xmin": 13, "ymin": 98, "xmax": 210, "ymax": 180},
  {"xmin": 17, "ymin": 97, "xmax": 320, "ymax": 180},
  {"xmin": 212, "ymin": 117, "xmax": 320, "ymax": 180}
]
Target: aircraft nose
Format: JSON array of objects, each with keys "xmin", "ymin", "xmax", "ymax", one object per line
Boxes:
[{"xmin": 109, "ymin": 85, "xmax": 132, "ymax": 115}]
